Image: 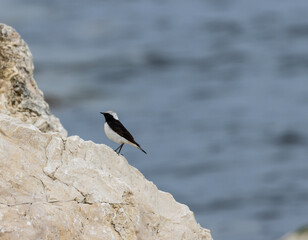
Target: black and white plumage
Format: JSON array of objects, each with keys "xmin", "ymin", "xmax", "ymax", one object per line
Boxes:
[{"xmin": 100, "ymin": 111, "xmax": 147, "ymax": 154}]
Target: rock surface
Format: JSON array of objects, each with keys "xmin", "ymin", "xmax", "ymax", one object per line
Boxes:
[
  {"xmin": 0, "ymin": 24, "xmax": 66, "ymax": 137},
  {"xmin": 0, "ymin": 23, "xmax": 212, "ymax": 240}
]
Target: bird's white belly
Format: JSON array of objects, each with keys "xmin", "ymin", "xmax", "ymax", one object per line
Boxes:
[{"xmin": 104, "ymin": 122, "xmax": 132, "ymax": 145}]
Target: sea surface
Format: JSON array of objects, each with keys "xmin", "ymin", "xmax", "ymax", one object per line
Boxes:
[{"xmin": 2, "ymin": 1, "xmax": 308, "ymax": 239}]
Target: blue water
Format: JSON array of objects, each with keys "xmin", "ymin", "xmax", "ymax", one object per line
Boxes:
[{"xmin": 2, "ymin": 1, "xmax": 308, "ymax": 239}]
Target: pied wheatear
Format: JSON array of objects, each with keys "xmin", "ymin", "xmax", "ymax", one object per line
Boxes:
[{"xmin": 100, "ymin": 111, "xmax": 147, "ymax": 154}]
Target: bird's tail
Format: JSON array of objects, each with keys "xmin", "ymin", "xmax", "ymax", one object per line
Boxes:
[
  {"xmin": 136, "ymin": 143, "xmax": 147, "ymax": 154},
  {"xmin": 139, "ymin": 147, "xmax": 147, "ymax": 154}
]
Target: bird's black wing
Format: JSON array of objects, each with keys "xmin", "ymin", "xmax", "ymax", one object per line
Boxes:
[{"xmin": 108, "ymin": 119, "xmax": 138, "ymax": 145}]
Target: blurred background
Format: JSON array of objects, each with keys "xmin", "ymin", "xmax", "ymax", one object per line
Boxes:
[{"xmin": 2, "ymin": 0, "xmax": 308, "ymax": 239}]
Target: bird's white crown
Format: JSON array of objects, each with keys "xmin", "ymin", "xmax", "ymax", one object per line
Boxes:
[{"xmin": 106, "ymin": 110, "xmax": 119, "ymax": 120}]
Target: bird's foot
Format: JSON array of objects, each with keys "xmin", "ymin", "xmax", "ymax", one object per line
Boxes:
[{"xmin": 114, "ymin": 150, "xmax": 123, "ymax": 156}]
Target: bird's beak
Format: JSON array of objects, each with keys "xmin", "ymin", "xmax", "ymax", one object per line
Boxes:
[{"xmin": 100, "ymin": 112, "xmax": 105, "ymax": 115}]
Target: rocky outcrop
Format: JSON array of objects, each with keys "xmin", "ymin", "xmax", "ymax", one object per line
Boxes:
[
  {"xmin": 0, "ymin": 24, "xmax": 66, "ymax": 137},
  {"xmin": 0, "ymin": 23, "xmax": 212, "ymax": 240}
]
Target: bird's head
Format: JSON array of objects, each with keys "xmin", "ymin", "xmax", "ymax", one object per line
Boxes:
[{"xmin": 100, "ymin": 110, "xmax": 119, "ymax": 120}]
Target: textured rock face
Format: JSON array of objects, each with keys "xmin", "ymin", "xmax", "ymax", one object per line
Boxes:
[
  {"xmin": 0, "ymin": 24, "xmax": 66, "ymax": 137},
  {"xmin": 0, "ymin": 115, "xmax": 212, "ymax": 240},
  {"xmin": 0, "ymin": 23, "xmax": 213, "ymax": 240}
]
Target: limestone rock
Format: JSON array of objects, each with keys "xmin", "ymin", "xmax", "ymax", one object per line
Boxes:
[
  {"xmin": 0, "ymin": 23, "xmax": 213, "ymax": 240},
  {"xmin": 0, "ymin": 115, "xmax": 212, "ymax": 240},
  {"xmin": 0, "ymin": 23, "xmax": 66, "ymax": 137}
]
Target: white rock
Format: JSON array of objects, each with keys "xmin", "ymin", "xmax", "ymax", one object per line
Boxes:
[
  {"xmin": 0, "ymin": 23, "xmax": 67, "ymax": 137},
  {"xmin": 0, "ymin": 114, "xmax": 212, "ymax": 239}
]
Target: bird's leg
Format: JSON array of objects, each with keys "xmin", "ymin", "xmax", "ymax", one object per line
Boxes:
[
  {"xmin": 114, "ymin": 144, "xmax": 122, "ymax": 153},
  {"xmin": 118, "ymin": 144, "xmax": 124, "ymax": 154},
  {"xmin": 114, "ymin": 144, "xmax": 124, "ymax": 154}
]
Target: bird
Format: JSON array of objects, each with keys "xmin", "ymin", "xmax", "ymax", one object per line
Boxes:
[{"xmin": 100, "ymin": 111, "xmax": 147, "ymax": 154}]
